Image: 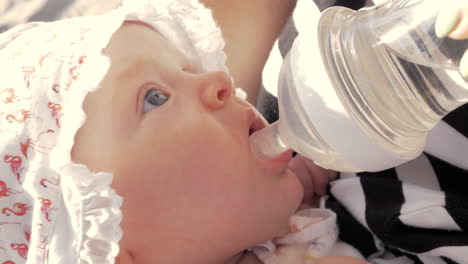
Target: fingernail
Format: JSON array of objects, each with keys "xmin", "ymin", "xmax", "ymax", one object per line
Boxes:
[
  {"xmin": 435, "ymin": 5, "xmax": 462, "ymax": 38},
  {"xmin": 460, "ymin": 48, "xmax": 468, "ymax": 78}
]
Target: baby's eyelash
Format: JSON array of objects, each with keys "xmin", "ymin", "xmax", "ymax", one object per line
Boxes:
[{"xmin": 137, "ymin": 82, "xmax": 170, "ymax": 114}]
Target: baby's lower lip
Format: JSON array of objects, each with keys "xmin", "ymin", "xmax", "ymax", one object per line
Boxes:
[
  {"xmin": 273, "ymin": 150, "xmax": 293, "ymax": 163},
  {"xmin": 261, "ymin": 150, "xmax": 293, "ymax": 167}
]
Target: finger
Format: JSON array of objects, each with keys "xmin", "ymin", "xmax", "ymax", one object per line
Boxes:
[
  {"xmin": 448, "ymin": 6, "xmax": 468, "ymax": 39},
  {"xmin": 307, "ymin": 164, "xmax": 329, "ymax": 196},
  {"xmin": 453, "ymin": 5, "xmax": 468, "ymax": 78},
  {"xmin": 298, "ymin": 156, "xmax": 335, "ymax": 196},
  {"xmin": 288, "ymin": 156, "xmax": 314, "ymax": 201},
  {"xmin": 435, "ymin": 4, "xmax": 462, "ymax": 38},
  {"xmin": 314, "ymin": 175, "xmax": 335, "ymax": 196}
]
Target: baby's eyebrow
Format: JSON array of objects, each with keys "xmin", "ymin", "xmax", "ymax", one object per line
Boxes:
[
  {"xmin": 124, "ymin": 20, "xmax": 156, "ymax": 32},
  {"xmin": 116, "ymin": 58, "xmax": 155, "ymax": 81}
]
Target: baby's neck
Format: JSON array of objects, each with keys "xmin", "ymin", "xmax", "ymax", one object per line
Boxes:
[{"xmin": 115, "ymin": 247, "xmax": 248, "ymax": 264}]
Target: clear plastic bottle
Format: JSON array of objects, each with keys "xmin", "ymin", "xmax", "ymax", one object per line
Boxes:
[{"xmin": 250, "ymin": 0, "xmax": 468, "ymax": 172}]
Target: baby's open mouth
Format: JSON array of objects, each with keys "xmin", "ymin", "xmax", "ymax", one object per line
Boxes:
[{"xmin": 248, "ymin": 113, "xmax": 267, "ymax": 136}]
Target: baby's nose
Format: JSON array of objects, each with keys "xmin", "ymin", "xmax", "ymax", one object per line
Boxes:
[{"xmin": 194, "ymin": 71, "xmax": 234, "ymax": 110}]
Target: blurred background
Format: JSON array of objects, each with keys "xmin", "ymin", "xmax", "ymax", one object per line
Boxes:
[
  {"xmin": 0, "ymin": 0, "xmax": 121, "ymax": 33},
  {"xmin": 1, "ymin": 0, "xmax": 386, "ymax": 34}
]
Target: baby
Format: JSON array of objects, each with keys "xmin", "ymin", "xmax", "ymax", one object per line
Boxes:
[
  {"xmin": 0, "ymin": 0, "xmax": 364, "ymax": 263},
  {"xmin": 2, "ymin": 0, "xmax": 465, "ymax": 263},
  {"xmin": 70, "ymin": 19, "xmax": 364, "ymax": 264},
  {"xmin": 73, "ymin": 20, "xmax": 305, "ymax": 263}
]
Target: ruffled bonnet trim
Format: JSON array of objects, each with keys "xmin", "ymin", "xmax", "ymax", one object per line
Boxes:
[
  {"xmin": 44, "ymin": 9, "xmax": 126, "ymax": 264},
  {"xmin": 59, "ymin": 164, "xmax": 123, "ymax": 264},
  {"xmin": 122, "ymin": 0, "xmax": 228, "ymax": 73}
]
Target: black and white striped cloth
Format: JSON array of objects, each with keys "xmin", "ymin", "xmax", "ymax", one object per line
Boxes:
[
  {"xmin": 324, "ymin": 107, "xmax": 468, "ymax": 264},
  {"xmin": 258, "ymin": 0, "xmax": 468, "ymax": 263}
]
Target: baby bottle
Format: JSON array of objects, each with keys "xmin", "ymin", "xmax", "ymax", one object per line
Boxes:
[{"xmin": 250, "ymin": 0, "xmax": 468, "ymax": 172}]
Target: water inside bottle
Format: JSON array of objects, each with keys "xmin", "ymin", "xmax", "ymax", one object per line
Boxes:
[{"xmin": 337, "ymin": 17, "xmax": 468, "ymax": 156}]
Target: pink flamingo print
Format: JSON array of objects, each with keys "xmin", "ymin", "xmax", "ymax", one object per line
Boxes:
[
  {"xmin": 47, "ymin": 102, "xmax": 62, "ymax": 128},
  {"xmin": 22, "ymin": 224, "xmax": 31, "ymax": 242},
  {"xmin": 0, "ymin": 221, "xmax": 21, "ymax": 225},
  {"xmin": 8, "ymin": 30, "xmax": 22, "ymax": 41},
  {"xmin": 37, "ymin": 235, "xmax": 48, "ymax": 251},
  {"xmin": 39, "ymin": 52, "xmax": 73, "ymax": 67},
  {"xmin": 0, "ymin": 88, "xmax": 19, "ymax": 104},
  {"xmin": 24, "ymin": 231, "xmax": 31, "ymax": 242},
  {"xmin": 3, "ymin": 155, "xmax": 23, "ymax": 183},
  {"xmin": 10, "ymin": 243, "xmax": 28, "ymax": 259},
  {"xmin": 39, "ymin": 177, "xmax": 60, "ymax": 188},
  {"xmin": 20, "ymin": 129, "xmax": 54, "ymax": 158},
  {"xmin": 78, "ymin": 56, "xmax": 86, "ymax": 65},
  {"xmin": 38, "ymin": 197, "xmax": 52, "ymax": 222},
  {"xmin": 0, "ymin": 180, "xmax": 20, "ymax": 197},
  {"xmin": 6, "ymin": 23, "xmax": 37, "ymax": 42},
  {"xmin": 51, "ymin": 83, "xmax": 74, "ymax": 93},
  {"xmin": 70, "ymin": 56, "xmax": 86, "ymax": 80},
  {"xmin": 2, "ymin": 203, "xmax": 31, "ymax": 216},
  {"xmin": 51, "ymin": 83, "xmax": 66, "ymax": 93},
  {"xmin": 21, "ymin": 66, "xmax": 35, "ymax": 89},
  {"xmin": 51, "ymin": 56, "xmax": 86, "ymax": 93},
  {"xmin": 5, "ymin": 109, "xmax": 30, "ymax": 124}
]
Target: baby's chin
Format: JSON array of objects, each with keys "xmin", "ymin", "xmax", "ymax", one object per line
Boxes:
[{"xmin": 272, "ymin": 170, "xmax": 304, "ymax": 237}]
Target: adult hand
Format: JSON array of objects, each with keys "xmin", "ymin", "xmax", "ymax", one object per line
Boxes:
[
  {"xmin": 435, "ymin": 3, "xmax": 468, "ymax": 77},
  {"xmin": 288, "ymin": 154, "xmax": 337, "ymax": 208}
]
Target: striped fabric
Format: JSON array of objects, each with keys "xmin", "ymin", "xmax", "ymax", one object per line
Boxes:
[{"xmin": 258, "ymin": 0, "xmax": 468, "ymax": 263}]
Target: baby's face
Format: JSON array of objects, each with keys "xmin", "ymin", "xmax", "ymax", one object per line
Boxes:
[{"xmin": 72, "ymin": 22, "xmax": 303, "ymax": 262}]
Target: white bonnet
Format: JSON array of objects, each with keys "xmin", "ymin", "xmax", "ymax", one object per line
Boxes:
[{"xmin": 0, "ymin": 0, "xmax": 227, "ymax": 263}]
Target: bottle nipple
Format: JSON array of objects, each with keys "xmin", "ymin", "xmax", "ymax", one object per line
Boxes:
[{"xmin": 249, "ymin": 121, "xmax": 290, "ymax": 160}]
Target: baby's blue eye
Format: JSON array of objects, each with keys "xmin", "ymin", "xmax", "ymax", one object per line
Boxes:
[{"xmin": 143, "ymin": 89, "xmax": 169, "ymax": 113}]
